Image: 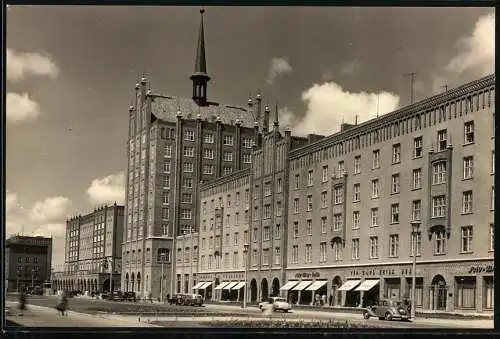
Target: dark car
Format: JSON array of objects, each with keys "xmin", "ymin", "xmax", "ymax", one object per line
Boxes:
[
  {"xmin": 123, "ymin": 291, "xmax": 137, "ymax": 302},
  {"xmin": 102, "ymin": 291, "xmax": 124, "ymax": 301},
  {"xmin": 363, "ymin": 299, "xmax": 410, "ymax": 321},
  {"xmin": 173, "ymin": 293, "xmax": 187, "ymax": 305},
  {"xmin": 184, "ymin": 294, "xmax": 203, "ymax": 306}
]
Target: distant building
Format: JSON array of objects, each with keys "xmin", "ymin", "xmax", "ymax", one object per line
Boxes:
[
  {"xmin": 52, "ymin": 203, "xmax": 124, "ymax": 293},
  {"xmin": 5, "ymin": 235, "xmax": 53, "ymax": 292}
]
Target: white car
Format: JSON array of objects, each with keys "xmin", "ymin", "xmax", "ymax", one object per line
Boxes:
[{"xmin": 259, "ymin": 297, "xmax": 292, "ymax": 312}]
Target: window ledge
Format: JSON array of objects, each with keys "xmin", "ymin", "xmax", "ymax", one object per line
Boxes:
[
  {"xmin": 460, "ymin": 251, "xmax": 474, "ymax": 255},
  {"xmin": 413, "ymin": 155, "xmax": 423, "ymax": 160},
  {"xmin": 463, "ymin": 142, "xmax": 475, "ymax": 147},
  {"xmin": 461, "ymin": 212, "xmax": 473, "ymax": 216},
  {"xmin": 433, "ymin": 253, "xmax": 446, "ymax": 256},
  {"xmin": 390, "ymin": 192, "xmax": 400, "ymax": 195},
  {"xmin": 462, "ymin": 177, "xmax": 473, "ymax": 181},
  {"xmin": 411, "ymin": 187, "xmax": 422, "ymax": 191},
  {"xmin": 371, "ymin": 196, "xmax": 379, "ymax": 200},
  {"xmin": 390, "ymin": 222, "xmax": 400, "ymax": 225}
]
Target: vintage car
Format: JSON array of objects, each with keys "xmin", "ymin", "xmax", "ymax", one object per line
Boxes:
[
  {"xmin": 184, "ymin": 293, "xmax": 203, "ymax": 306},
  {"xmin": 172, "ymin": 293, "xmax": 188, "ymax": 305},
  {"xmin": 259, "ymin": 297, "xmax": 292, "ymax": 313},
  {"xmin": 362, "ymin": 299, "xmax": 410, "ymax": 321}
]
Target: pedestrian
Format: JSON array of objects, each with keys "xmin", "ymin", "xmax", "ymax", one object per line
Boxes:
[
  {"xmin": 329, "ymin": 293, "xmax": 333, "ymax": 306},
  {"xmin": 56, "ymin": 291, "xmax": 68, "ymax": 316},
  {"xmin": 321, "ymin": 294, "xmax": 326, "ymax": 306},
  {"xmin": 148, "ymin": 291, "xmax": 153, "ymax": 303},
  {"xmin": 314, "ymin": 293, "xmax": 320, "ymax": 306},
  {"xmin": 18, "ymin": 290, "xmax": 27, "ymax": 315}
]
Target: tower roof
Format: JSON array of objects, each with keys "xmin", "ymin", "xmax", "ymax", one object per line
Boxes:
[{"xmin": 192, "ymin": 8, "xmax": 209, "ymax": 79}]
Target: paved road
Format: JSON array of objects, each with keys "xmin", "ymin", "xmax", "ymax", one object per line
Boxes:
[{"xmin": 5, "ymin": 296, "xmax": 493, "ymax": 329}]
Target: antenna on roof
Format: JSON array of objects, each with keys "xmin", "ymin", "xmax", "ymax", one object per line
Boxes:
[
  {"xmin": 376, "ymin": 93, "xmax": 380, "ymax": 118},
  {"xmin": 355, "ymin": 114, "xmax": 358, "ymax": 125},
  {"xmin": 442, "ymin": 84, "xmax": 449, "ymax": 92}
]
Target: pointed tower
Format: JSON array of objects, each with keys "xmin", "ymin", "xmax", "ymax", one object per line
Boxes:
[
  {"xmin": 190, "ymin": 8, "xmax": 211, "ymax": 107},
  {"xmin": 273, "ymin": 102, "xmax": 279, "ymax": 130}
]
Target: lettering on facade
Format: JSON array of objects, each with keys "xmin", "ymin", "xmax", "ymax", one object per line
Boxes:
[
  {"xmin": 294, "ymin": 272, "xmax": 320, "ymax": 279},
  {"xmin": 349, "ymin": 267, "xmax": 412, "ymax": 277},
  {"xmin": 468, "ymin": 265, "xmax": 494, "ymax": 274}
]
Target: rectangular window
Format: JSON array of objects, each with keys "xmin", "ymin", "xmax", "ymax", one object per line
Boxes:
[
  {"xmin": 464, "ymin": 121, "xmax": 475, "ymax": 144},
  {"xmin": 163, "ymin": 161, "xmax": 171, "ymax": 173},
  {"xmin": 369, "ymin": 236, "xmax": 378, "ymax": 258},
  {"xmin": 371, "ymin": 179, "xmax": 379, "ymax": 198},
  {"xmin": 438, "ymin": 129, "xmax": 447, "ymax": 151},
  {"xmin": 333, "ymin": 242, "xmax": 342, "ymax": 261},
  {"xmin": 203, "ymin": 164, "xmax": 214, "ymax": 174},
  {"xmin": 262, "ymin": 250, "xmax": 269, "ymax": 266},
  {"xmin": 275, "ymin": 224, "xmax": 281, "ymax": 239},
  {"xmin": 434, "ymin": 231, "xmax": 446, "ymax": 255},
  {"xmin": 353, "ymin": 184, "xmax": 360, "ymax": 202},
  {"xmin": 333, "ymin": 214, "xmax": 343, "ymax": 231},
  {"xmin": 321, "ymin": 217, "xmax": 327, "ymax": 234},
  {"xmin": 392, "ymin": 143, "xmax": 401, "ymax": 164},
  {"xmin": 307, "ymin": 195, "xmax": 313, "ymax": 211},
  {"xmin": 292, "ymin": 245, "xmax": 299, "ymax": 264},
  {"xmin": 264, "ymin": 204, "xmax": 271, "ymax": 219},
  {"xmin": 492, "ymin": 151, "xmax": 495, "ymax": 174},
  {"xmin": 165, "ymin": 145, "xmax": 172, "ymax": 157},
  {"xmin": 243, "ymin": 138, "xmax": 253, "ymax": 148},
  {"xmin": 320, "ymin": 242, "xmax": 327, "ymax": 262},
  {"xmin": 354, "ymin": 155, "xmax": 361, "ymax": 174},
  {"xmin": 307, "ymin": 170, "xmax": 314, "ymax": 186},
  {"xmin": 334, "ymin": 187, "xmax": 343, "ymax": 204},
  {"xmin": 184, "ymin": 146, "xmax": 194, "ymax": 157},
  {"xmin": 306, "ymin": 219, "xmax": 313, "ymax": 235},
  {"xmin": 391, "ymin": 203, "xmax": 400, "ymax": 223},
  {"xmin": 372, "ymin": 150, "xmax": 380, "ymax": 169},
  {"xmin": 293, "ymin": 222, "xmax": 299, "ymax": 237},
  {"xmin": 351, "ymin": 238, "xmax": 360, "ymax": 259},
  {"xmin": 223, "ymin": 167, "xmax": 233, "ymax": 175},
  {"xmin": 371, "ymin": 208, "xmax": 379, "ymax": 227},
  {"xmin": 183, "ymin": 162, "xmax": 194, "ymax": 173},
  {"xmin": 181, "ymin": 209, "xmax": 192, "ymax": 220},
  {"xmin": 162, "ymin": 208, "xmax": 169, "ymax": 220},
  {"xmin": 322, "ymin": 166, "xmax": 328, "ymax": 182},
  {"xmin": 410, "ymin": 231, "xmax": 421, "ymax": 257},
  {"xmin": 432, "ymin": 161, "xmax": 447, "ymax": 185},
  {"xmin": 389, "ymin": 234, "xmax": 399, "ymax": 257},
  {"xmin": 264, "ymin": 182, "xmax": 272, "ymax": 197},
  {"xmin": 462, "ymin": 191, "xmax": 473, "ymax": 214},
  {"xmin": 163, "ymin": 192, "xmax": 169, "ymax": 205},
  {"xmin": 276, "ymin": 201, "xmax": 282, "ymax": 216},
  {"xmin": 461, "ymin": 226, "xmax": 473, "ymax": 253},
  {"xmin": 321, "ymin": 191, "xmax": 328, "ymax": 208},
  {"xmin": 412, "ymin": 168, "xmax": 422, "ymax": 189},
  {"xmin": 181, "ymin": 193, "xmax": 192, "ymax": 203},
  {"xmin": 295, "ymin": 174, "xmax": 300, "ymax": 189},
  {"xmin": 432, "ymin": 195, "xmax": 446, "ymax": 218},
  {"xmin": 184, "ymin": 130, "xmax": 194, "ymax": 141},
  {"xmin": 223, "ymin": 135, "xmax": 234, "ymax": 146},
  {"xmin": 294, "ymin": 198, "xmax": 299, "ymax": 214},
  {"xmin": 242, "ymin": 153, "xmax": 252, "ymax": 163},
  {"xmin": 352, "ymin": 211, "xmax": 360, "ymax": 229},
  {"xmin": 223, "ymin": 151, "xmax": 233, "ymax": 162},
  {"xmin": 274, "ymin": 247, "xmax": 281, "ymax": 265},
  {"xmin": 413, "ymin": 137, "xmax": 423, "ymax": 158},
  {"xmin": 492, "ymin": 187, "xmax": 495, "ymax": 211},
  {"xmin": 263, "ymin": 226, "xmax": 270, "ymax": 241},
  {"xmin": 463, "ymin": 156, "xmax": 474, "ymax": 179},
  {"xmin": 337, "ymin": 161, "xmax": 345, "ymax": 178},
  {"xmin": 204, "ymin": 133, "xmax": 214, "ymax": 144},
  {"xmin": 277, "ymin": 178, "xmax": 282, "ymax": 193},
  {"xmin": 203, "ymin": 148, "xmax": 214, "ymax": 159},
  {"xmin": 183, "ymin": 178, "xmax": 193, "ymax": 189},
  {"xmin": 456, "ymin": 277, "xmax": 476, "ymax": 309},
  {"xmin": 490, "ymin": 223, "xmax": 494, "ymax": 251},
  {"xmin": 412, "ymin": 200, "xmax": 421, "ymax": 221},
  {"xmin": 305, "ymin": 244, "xmax": 312, "ymax": 263},
  {"xmin": 391, "ymin": 174, "xmax": 400, "ymax": 194}
]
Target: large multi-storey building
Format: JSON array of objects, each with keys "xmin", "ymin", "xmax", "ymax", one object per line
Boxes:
[
  {"xmin": 184, "ymin": 73, "xmax": 495, "ymax": 314},
  {"xmin": 5, "ymin": 235, "xmax": 53, "ymax": 292},
  {"xmin": 121, "ymin": 9, "xmax": 272, "ymax": 299},
  {"xmin": 53, "ymin": 203, "xmax": 124, "ymax": 293}
]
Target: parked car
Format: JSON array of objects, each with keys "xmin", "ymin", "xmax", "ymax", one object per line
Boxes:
[
  {"xmin": 184, "ymin": 294, "xmax": 203, "ymax": 306},
  {"xmin": 259, "ymin": 297, "xmax": 292, "ymax": 312},
  {"xmin": 123, "ymin": 291, "xmax": 137, "ymax": 302},
  {"xmin": 173, "ymin": 293, "xmax": 187, "ymax": 305},
  {"xmin": 102, "ymin": 291, "xmax": 124, "ymax": 301},
  {"xmin": 362, "ymin": 299, "xmax": 410, "ymax": 321}
]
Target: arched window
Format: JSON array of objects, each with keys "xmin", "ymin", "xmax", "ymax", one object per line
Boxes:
[{"xmin": 157, "ymin": 248, "xmax": 170, "ymax": 263}]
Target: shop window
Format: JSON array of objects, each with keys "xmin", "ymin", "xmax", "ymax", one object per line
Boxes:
[
  {"xmin": 484, "ymin": 276, "xmax": 494, "ymax": 310},
  {"xmin": 455, "ymin": 276, "xmax": 476, "ymax": 309}
]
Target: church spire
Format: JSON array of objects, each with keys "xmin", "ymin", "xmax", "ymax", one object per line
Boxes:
[{"xmin": 190, "ymin": 7, "xmax": 211, "ymax": 106}]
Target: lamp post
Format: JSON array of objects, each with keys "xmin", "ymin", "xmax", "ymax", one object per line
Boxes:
[
  {"xmin": 410, "ymin": 221, "xmax": 420, "ymax": 321},
  {"xmin": 160, "ymin": 252, "xmax": 166, "ymax": 302},
  {"xmin": 31, "ymin": 269, "xmax": 35, "ymax": 289},
  {"xmin": 16, "ymin": 271, "xmax": 20, "ymax": 292},
  {"xmin": 189, "ymin": 227, "xmax": 194, "ymax": 293},
  {"xmin": 182, "ymin": 230, "xmax": 187, "ymax": 293},
  {"xmin": 108, "ymin": 258, "xmax": 113, "ymax": 293},
  {"xmin": 243, "ymin": 243, "xmax": 249, "ymax": 308}
]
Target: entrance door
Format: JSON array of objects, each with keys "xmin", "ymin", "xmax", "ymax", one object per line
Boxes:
[{"xmin": 436, "ymin": 285, "xmax": 447, "ymax": 310}]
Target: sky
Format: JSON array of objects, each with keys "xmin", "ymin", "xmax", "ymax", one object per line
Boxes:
[{"xmin": 5, "ymin": 5, "xmax": 495, "ymax": 270}]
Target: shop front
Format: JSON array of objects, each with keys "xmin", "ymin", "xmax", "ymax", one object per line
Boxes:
[{"xmin": 195, "ymin": 271, "xmax": 245, "ymax": 302}]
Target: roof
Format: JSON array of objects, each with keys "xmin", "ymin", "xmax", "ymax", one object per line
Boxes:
[{"xmin": 150, "ymin": 94, "xmax": 256, "ymax": 128}]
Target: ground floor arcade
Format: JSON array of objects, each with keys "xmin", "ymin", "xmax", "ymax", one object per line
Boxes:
[
  {"xmin": 281, "ymin": 259, "xmax": 493, "ymax": 313},
  {"xmin": 52, "ymin": 273, "xmax": 121, "ymax": 294}
]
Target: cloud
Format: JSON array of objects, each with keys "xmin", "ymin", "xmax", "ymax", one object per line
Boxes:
[
  {"xmin": 340, "ymin": 58, "xmax": 361, "ymax": 76},
  {"xmin": 86, "ymin": 171, "xmax": 125, "ymax": 204},
  {"xmin": 277, "ymin": 106, "xmax": 297, "ymax": 130},
  {"xmin": 6, "ymin": 92, "xmax": 41, "ymax": 123},
  {"xmin": 6, "ymin": 191, "xmax": 71, "ymax": 270},
  {"xmin": 445, "ymin": 12, "xmax": 494, "ymax": 76},
  {"xmin": 266, "ymin": 57, "xmax": 293, "ymax": 85},
  {"xmin": 29, "ymin": 197, "xmax": 71, "ymax": 223},
  {"xmin": 7, "ymin": 48, "xmax": 59, "ymax": 82},
  {"xmin": 291, "ymin": 81, "xmax": 400, "ymax": 136}
]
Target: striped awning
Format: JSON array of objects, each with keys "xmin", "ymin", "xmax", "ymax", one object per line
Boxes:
[
  {"xmin": 214, "ymin": 282, "xmax": 229, "ymax": 290},
  {"xmin": 305, "ymin": 280, "xmax": 328, "ymax": 291},
  {"xmin": 280, "ymin": 281, "xmax": 299, "ymax": 291},
  {"xmin": 354, "ymin": 279, "xmax": 380, "ymax": 292},
  {"xmin": 232, "ymin": 282, "xmax": 246, "ymax": 290},
  {"xmin": 223, "ymin": 282, "xmax": 239, "ymax": 290},
  {"xmin": 192, "ymin": 281, "xmax": 206, "ymax": 289},
  {"xmin": 198, "ymin": 282, "xmax": 212, "ymax": 290},
  {"xmin": 292, "ymin": 281, "xmax": 313, "ymax": 291},
  {"xmin": 337, "ymin": 280, "xmax": 361, "ymax": 291}
]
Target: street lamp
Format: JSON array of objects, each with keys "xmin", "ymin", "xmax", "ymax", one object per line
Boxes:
[
  {"xmin": 410, "ymin": 221, "xmax": 420, "ymax": 321},
  {"xmin": 31, "ymin": 269, "xmax": 35, "ymax": 289},
  {"xmin": 243, "ymin": 243, "xmax": 249, "ymax": 308},
  {"xmin": 160, "ymin": 252, "xmax": 167, "ymax": 302},
  {"xmin": 108, "ymin": 258, "xmax": 113, "ymax": 293}
]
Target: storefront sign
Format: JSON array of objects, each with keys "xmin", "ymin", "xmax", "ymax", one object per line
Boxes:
[
  {"xmin": 294, "ymin": 272, "xmax": 320, "ymax": 279},
  {"xmin": 468, "ymin": 265, "xmax": 494, "ymax": 274},
  {"xmin": 349, "ymin": 267, "xmax": 412, "ymax": 277}
]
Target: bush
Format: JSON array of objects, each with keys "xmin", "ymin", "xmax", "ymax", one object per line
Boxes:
[{"xmin": 206, "ymin": 320, "xmax": 382, "ymax": 328}]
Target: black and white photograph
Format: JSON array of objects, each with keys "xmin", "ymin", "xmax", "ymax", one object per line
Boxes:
[{"xmin": 4, "ymin": 4, "xmax": 495, "ymax": 330}]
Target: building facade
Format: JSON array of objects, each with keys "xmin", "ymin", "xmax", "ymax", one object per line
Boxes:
[
  {"xmin": 284, "ymin": 74, "xmax": 495, "ymax": 313},
  {"xmin": 53, "ymin": 203, "xmax": 124, "ymax": 293},
  {"xmin": 5, "ymin": 236, "xmax": 53, "ymax": 292},
  {"xmin": 187, "ymin": 73, "xmax": 495, "ymax": 314},
  {"xmin": 121, "ymin": 9, "xmax": 271, "ymax": 299}
]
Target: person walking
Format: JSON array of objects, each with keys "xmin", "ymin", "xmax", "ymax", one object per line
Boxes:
[
  {"xmin": 18, "ymin": 290, "xmax": 27, "ymax": 315},
  {"xmin": 56, "ymin": 291, "xmax": 68, "ymax": 316},
  {"xmin": 329, "ymin": 292, "xmax": 334, "ymax": 307}
]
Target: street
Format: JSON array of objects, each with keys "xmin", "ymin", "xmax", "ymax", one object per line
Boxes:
[{"xmin": 5, "ymin": 295, "xmax": 493, "ymax": 329}]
